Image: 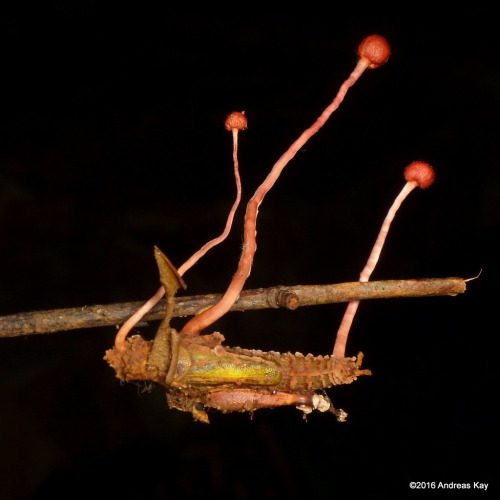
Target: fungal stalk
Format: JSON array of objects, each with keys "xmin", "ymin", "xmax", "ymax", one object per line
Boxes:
[
  {"xmin": 114, "ymin": 112, "xmax": 247, "ymax": 350},
  {"xmin": 332, "ymin": 161, "xmax": 435, "ymax": 358},
  {"xmin": 177, "ymin": 112, "xmax": 246, "ymax": 275},
  {"xmin": 180, "ymin": 35, "xmax": 391, "ymax": 337}
]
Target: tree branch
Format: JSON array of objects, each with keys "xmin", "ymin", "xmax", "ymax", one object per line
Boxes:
[{"xmin": 0, "ymin": 277, "xmax": 466, "ymax": 338}]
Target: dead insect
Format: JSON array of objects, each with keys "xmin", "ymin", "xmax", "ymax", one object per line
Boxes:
[{"xmin": 105, "ymin": 249, "xmax": 370, "ymax": 423}]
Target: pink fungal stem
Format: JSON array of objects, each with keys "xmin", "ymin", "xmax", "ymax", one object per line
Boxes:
[
  {"xmin": 332, "ymin": 161, "xmax": 435, "ymax": 357},
  {"xmin": 113, "ymin": 286, "xmax": 167, "ymax": 351},
  {"xmin": 177, "ymin": 127, "xmax": 243, "ymax": 276},
  {"xmin": 180, "ymin": 37, "xmax": 390, "ymax": 337},
  {"xmin": 114, "ymin": 113, "xmax": 246, "ymax": 350}
]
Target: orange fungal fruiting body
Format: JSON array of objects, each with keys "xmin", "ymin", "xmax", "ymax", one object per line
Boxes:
[
  {"xmin": 404, "ymin": 161, "xmax": 435, "ymax": 188},
  {"xmin": 357, "ymin": 35, "xmax": 391, "ymax": 69},
  {"xmin": 225, "ymin": 111, "xmax": 248, "ymax": 131}
]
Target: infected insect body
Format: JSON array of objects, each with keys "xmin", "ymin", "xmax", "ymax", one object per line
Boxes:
[
  {"xmin": 105, "ymin": 327, "xmax": 370, "ymax": 423},
  {"xmin": 104, "ymin": 246, "xmax": 371, "ymax": 422}
]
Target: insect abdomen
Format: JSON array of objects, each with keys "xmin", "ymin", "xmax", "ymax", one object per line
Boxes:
[{"xmin": 225, "ymin": 347, "xmax": 368, "ymax": 391}]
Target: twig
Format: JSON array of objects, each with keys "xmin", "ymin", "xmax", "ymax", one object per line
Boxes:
[{"xmin": 0, "ymin": 277, "xmax": 466, "ymax": 338}]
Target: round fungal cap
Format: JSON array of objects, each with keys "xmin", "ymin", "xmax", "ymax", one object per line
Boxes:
[
  {"xmin": 357, "ymin": 35, "xmax": 391, "ymax": 69},
  {"xmin": 225, "ymin": 111, "xmax": 248, "ymax": 131},
  {"xmin": 404, "ymin": 161, "xmax": 435, "ymax": 188}
]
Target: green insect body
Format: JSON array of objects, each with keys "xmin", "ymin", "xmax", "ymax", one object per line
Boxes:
[
  {"xmin": 105, "ymin": 329, "xmax": 370, "ymax": 422},
  {"xmin": 173, "ymin": 340, "xmax": 283, "ymax": 386},
  {"xmin": 170, "ymin": 331, "xmax": 366, "ymax": 393},
  {"xmin": 164, "ymin": 330, "xmax": 370, "ymax": 422}
]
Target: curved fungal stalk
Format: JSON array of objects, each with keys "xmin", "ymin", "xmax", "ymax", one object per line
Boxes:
[
  {"xmin": 114, "ymin": 112, "xmax": 247, "ymax": 350},
  {"xmin": 178, "ymin": 112, "xmax": 246, "ymax": 275},
  {"xmin": 180, "ymin": 35, "xmax": 391, "ymax": 337},
  {"xmin": 113, "ymin": 286, "xmax": 167, "ymax": 351},
  {"xmin": 332, "ymin": 161, "xmax": 435, "ymax": 358}
]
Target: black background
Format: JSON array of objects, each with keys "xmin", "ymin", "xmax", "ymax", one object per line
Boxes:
[{"xmin": 0, "ymin": 5, "xmax": 497, "ymax": 499}]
